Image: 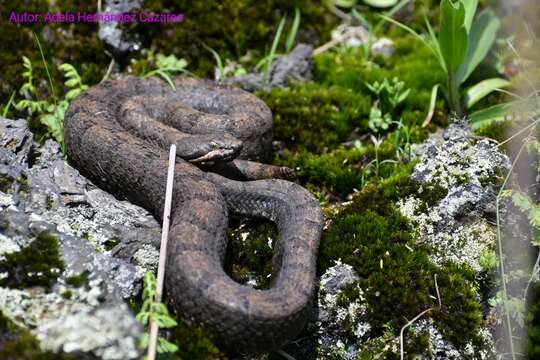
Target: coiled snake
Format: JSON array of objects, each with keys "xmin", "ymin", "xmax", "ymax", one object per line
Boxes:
[{"xmin": 64, "ymin": 76, "xmax": 324, "ymax": 354}]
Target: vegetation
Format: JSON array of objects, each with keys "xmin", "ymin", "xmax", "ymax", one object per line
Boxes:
[
  {"xmin": 136, "ymin": 272, "xmax": 179, "ymax": 356},
  {"xmin": 384, "ymin": 0, "xmax": 511, "ymax": 124},
  {"xmin": 15, "ymin": 54, "xmax": 88, "ymax": 153},
  {"xmin": 1, "ymin": 0, "xmax": 537, "ymax": 358},
  {"xmin": 0, "ymin": 311, "xmax": 77, "ymax": 360},
  {"xmin": 0, "ymin": 233, "xmax": 64, "ymax": 290}
]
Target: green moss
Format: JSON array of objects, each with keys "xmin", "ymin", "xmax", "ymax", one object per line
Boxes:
[
  {"xmin": 104, "ymin": 237, "xmax": 120, "ymax": 251},
  {"xmin": 318, "ymin": 162, "xmax": 485, "ymax": 355},
  {"xmin": 0, "ymin": 1, "xmax": 107, "ymax": 105},
  {"xmin": 258, "ymin": 83, "xmax": 371, "ymax": 153},
  {"xmin": 169, "ymin": 322, "xmax": 224, "ymax": 360},
  {"xmin": 0, "ymin": 175, "xmax": 10, "ymax": 193},
  {"xmin": 61, "ymin": 290, "xmax": 73, "ymax": 300},
  {"xmin": 65, "ymin": 270, "xmax": 90, "ymax": 287},
  {"xmin": 475, "ymin": 121, "xmax": 508, "ymax": 143},
  {"xmin": 225, "ymin": 216, "xmax": 276, "ymax": 289},
  {"xmin": 17, "ymin": 175, "xmax": 30, "ymax": 194},
  {"xmin": 0, "ymin": 232, "xmax": 64, "ymax": 289},
  {"xmin": 46, "ymin": 196, "xmax": 54, "ymax": 210},
  {"xmin": 528, "ymin": 283, "xmax": 540, "ymax": 358},
  {"xmin": 141, "ymin": 0, "xmax": 336, "ymax": 77},
  {"xmin": 0, "ymin": 310, "xmax": 77, "ymax": 360}
]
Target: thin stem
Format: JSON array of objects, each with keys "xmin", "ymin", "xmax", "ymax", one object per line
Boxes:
[
  {"xmin": 448, "ymin": 72, "xmax": 462, "ymax": 116},
  {"xmin": 523, "ymin": 251, "xmax": 540, "ymax": 300},
  {"xmin": 147, "ymin": 145, "xmax": 177, "ymax": 360},
  {"xmin": 32, "ymin": 31, "xmax": 56, "ymax": 105},
  {"xmin": 400, "ymin": 275, "xmax": 440, "ymax": 360},
  {"xmin": 496, "ymin": 131, "xmax": 531, "ymax": 360},
  {"xmin": 497, "ymin": 117, "xmax": 540, "ymax": 148}
]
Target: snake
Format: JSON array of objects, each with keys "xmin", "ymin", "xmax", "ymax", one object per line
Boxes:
[{"xmin": 64, "ymin": 76, "xmax": 324, "ymax": 354}]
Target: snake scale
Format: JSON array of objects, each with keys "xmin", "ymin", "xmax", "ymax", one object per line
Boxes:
[{"xmin": 64, "ymin": 76, "xmax": 324, "ymax": 354}]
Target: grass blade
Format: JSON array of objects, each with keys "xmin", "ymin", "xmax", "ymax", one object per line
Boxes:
[
  {"xmin": 422, "ymin": 84, "xmax": 439, "ymax": 128},
  {"xmin": 2, "ymin": 91, "xmax": 16, "ymax": 118},
  {"xmin": 379, "ymin": 15, "xmax": 439, "ymax": 61},
  {"xmin": 456, "ymin": 8, "xmax": 501, "ymax": 84},
  {"xmin": 203, "ymin": 44, "xmax": 224, "ymax": 82},
  {"xmin": 424, "ymin": 16, "xmax": 447, "ymax": 73},
  {"xmin": 463, "ymin": 0, "xmax": 479, "ymax": 33},
  {"xmin": 374, "ymin": 0, "xmax": 410, "ymax": 34},
  {"xmin": 438, "ymin": 0, "xmax": 468, "ymax": 72},
  {"xmin": 463, "ymin": 77, "xmax": 511, "ymax": 109},
  {"xmin": 265, "ymin": 16, "xmax": 286, "ymax": 82},
  {"xmin": 285, "ymin": 8, "xmax": 301, "ymax": 53},
  {"xmin": 468, "ymin": 101, "xmax": 517, "ymax": 129},
  {"xmin": 32, "ymin": 31, "xmax": 56, "ymax": 104}
]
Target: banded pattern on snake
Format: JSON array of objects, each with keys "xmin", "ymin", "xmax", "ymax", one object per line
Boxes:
[{"xmin": 64, "ymin": 76, "xmax": 323, "ymax": 354}]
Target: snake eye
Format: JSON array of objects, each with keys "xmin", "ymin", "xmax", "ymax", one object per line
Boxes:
[{"xmin": 210, "ymin": 141, "xmax": 220, "ymax": 148}]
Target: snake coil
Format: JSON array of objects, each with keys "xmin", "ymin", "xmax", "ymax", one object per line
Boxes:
[{"xmin": 64, "ymin": 76, "xmax": 323, "ymax": 354}]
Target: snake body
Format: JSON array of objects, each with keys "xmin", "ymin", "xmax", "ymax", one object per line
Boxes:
[{"xmin": 64, "ymin": 76, "xmax": 323, "ymax": 353}]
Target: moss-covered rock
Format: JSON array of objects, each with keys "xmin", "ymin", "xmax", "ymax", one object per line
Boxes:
[
  {"xmin": 0, "ymin": 310, "xmax": 77, "ymax": 360},
  {"xmin": 141, "ymin": 0, "xmax": 336, "ymax": 76},
  {"xmin": 225, "ymin": 216, "xmax": 276, "ymax": 289},
  {"xmin": 0, "ymin": 232, "xmax": 64, "ymax": 289},
  {"xmin": 316, "ymin": 160, "xmax": 487, "ymax": 358},
  {"xmin": 169, "ymin": 322, "xmax": 225, "ymax": 360}
]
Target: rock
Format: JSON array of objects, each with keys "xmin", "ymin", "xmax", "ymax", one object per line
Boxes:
[
  {"xmin": 267, "ymin": 43, "xmax": 314, "ymax": 87},
  {"xmin": 227, "ymin": 43, "xmax": 314, "ymax": 91},
  {"xmin": 0, "ymin": 117, "xmax": 162, "ymax": 358},
  {"xmin": 412, "ymin": 319, "xmax": 494, "ymax": 359},
  {"xmin": 398, "ymin": 118, "xmax": 510, "ymax": 272},
  {"xmin": 330, "ymin": 24, "xmax": 369, "ymax": 48},
  {"xmin": 319, "ymin": 260, "xmax": 359, "ymax": 296},
  {"xmin": 0, "ymin": 117, "xmax": 33, "ymax": 166},
  {"xmin": 36, "ymin": 303, "xmax": 140, "ymax": 360},
  {"xmin": 98, "ymin": 0, "xmax": 142, "ymax": 59},
  {"xmin": 371, "ymin": 37, "xmax": 395, "ymax": 58},
  {"xmin": 315, "ymin": 260, "xmax": 368, "ymax": 359}
]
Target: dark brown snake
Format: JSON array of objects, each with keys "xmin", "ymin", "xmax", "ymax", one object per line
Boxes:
[{"xmin": 64, "ymin": 76, "xmax": 324, "ymax": 354}]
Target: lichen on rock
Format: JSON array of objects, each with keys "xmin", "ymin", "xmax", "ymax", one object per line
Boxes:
[
  {"xmin": 397, "ymin": 119, "xmax": 510, "ymax": 272},
  {"xmin": 0, "ymin": 117, "xmax": 148, "ymax": 359}
]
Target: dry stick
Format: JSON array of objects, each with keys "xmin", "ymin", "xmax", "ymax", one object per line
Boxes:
[
  {"xmin": 313, "ymin": 27, "xmax": 369, "ymax": 55},
  {"xmin": 399, "ymin": 274, "xmax": 441, "ymax": 360},
  {"xmin": 147, "ymin": 144, "xmax": 177, "ymax": 360}
]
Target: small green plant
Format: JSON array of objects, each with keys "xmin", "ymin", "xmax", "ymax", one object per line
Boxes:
[
  {"xmin": 255, "ymin": 8, "xmax": 301, "ymax": 83},
  {"xmin": 365, "ymin": 77, "xmax": 410, "ymax": 133},
  {"xmin": 392, "ymin": 119, "xmax": 412, "ymax": 159},
  {"xmin": 141, "ymin": 50, "xmax": 188, "ymax": 90},
  {"xmin": 479, "ymin": 250, "xmax": 498, "ymax": 271},
  {"xmin": 203, "ymin": 45, "xmax": 247, "ymax": 84},
  {"xmin": 363, "ymin": 135, "xmax": 398, "ymax": 180},
  {"xmin": 1, "ymin": 91, "xmax": 16, "ymax": 118},
  {"xmin": 502, "ymin": 189, "xmax": 540, "ymax": 246},
  {"xmin": 330, "ymin": 0, "xmax": 399, "ymax": 9},
  {"xmin": 136, "ymin": 272, "xmax": 178, "ymax": 356},
  {"xmin": 16, "ymin": 57, "xmax": 87, "ymax": 153},
  {"xmin": 350, "ymin": 0, "xmax": 411, "ymax": 58},
  {"xmin": 383, "ymin": 0, "xmax": 510, "ymax": 121}
]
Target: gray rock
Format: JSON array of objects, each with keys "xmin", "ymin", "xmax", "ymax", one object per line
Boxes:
[
  {"xmin": 98, "ymin": 0, "xmax": 142, "ymax": 58},
  {"xmin": 0, "ymin": 117, "xmax": 33, "ymax": 165},
  {"xmin": 398, "ymin": 118, "xmax": 510, "ymax": 272},
  {"xmin": 0, "ymin": 117, "xmax": 162, "ymax": 358},
  {"xmin": 371, "ymin": 38, "xmax": 395, "ymax": 58},
  {"xmin": 319, "ymin": 260, "xmax": 359, "ymax": 296},
  {"xmin": 36, "ymin": 303, "xmax": 141, "ymax": 360},
  {"xmin": 315, "ymin": 261, "xmax": 367, "ymax": 359},
  {"xmin": 268, "ymin": 43, "xmax": 313, "ymax": 87},
  {"xmin": 227, "ymin": 43, "xmax": 314, "ymax": 91},
  {"xmin": 434, "ymin": 183, "xmax": 495, "ymax": 219}
]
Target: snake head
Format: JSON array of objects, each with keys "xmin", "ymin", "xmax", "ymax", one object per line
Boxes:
[{"xmin": 185, "ymin": 133, "xmax": 243, "ymax": 163}]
